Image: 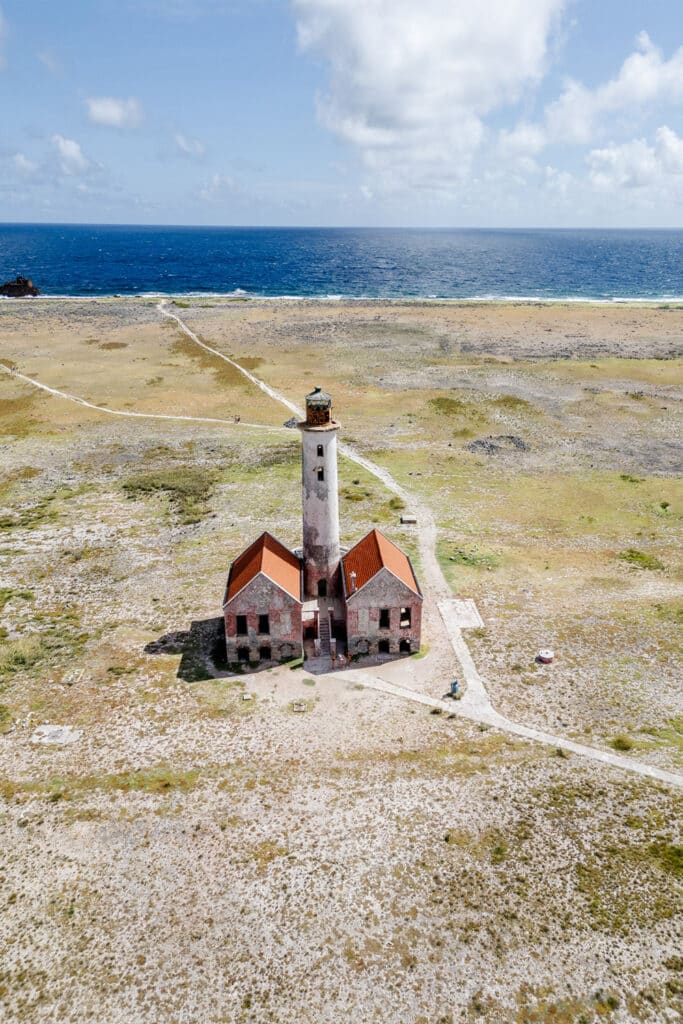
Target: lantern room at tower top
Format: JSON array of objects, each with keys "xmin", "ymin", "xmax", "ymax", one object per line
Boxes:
[
  {"xmin": 222, "ymin": 387, "xmax": 422, "ymax": 668},
  {"xmin": 301, "ymin": 385, "xmax": 336, "ymax": 428}
]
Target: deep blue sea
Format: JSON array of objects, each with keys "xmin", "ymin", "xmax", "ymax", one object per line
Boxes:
[{"xmin": 1, "ymin": 224, "xmax": 682, "ymax": 300}]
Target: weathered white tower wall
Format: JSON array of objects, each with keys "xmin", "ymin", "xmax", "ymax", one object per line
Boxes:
[{"xmin": 299, "ymin": 387, "xmax": 341, "ymax": 597}]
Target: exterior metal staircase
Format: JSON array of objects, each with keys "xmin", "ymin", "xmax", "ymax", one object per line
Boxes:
[{"xmin": 318, "ymin": 613, "xmax": 331, "ymax": 656}]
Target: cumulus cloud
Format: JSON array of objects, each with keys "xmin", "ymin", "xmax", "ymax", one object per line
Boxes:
[
  {"xmin": 587, "ymin": 126, "xmax": 683, "ymax": 192},
  {"xmin": 294, "ymin": 0, "xmax": 565, "ymax": 192},
  {"xmin": 86, "ymin": 96, "xmax": 143, "ymax": 128},
  {"xmin": 547, "ymin": 33, "xmax": 683, "ymax": 145},
  {"xmin": 13, "ymin": 153, "xmax": 38, "ymax": 175},
  {"xmin": 174, "ymin": 132, "xmax": 206, "ymax": 158},
  {"xmin": 51, "ymin": 135, "xmax": 90, "ymax": 175}
]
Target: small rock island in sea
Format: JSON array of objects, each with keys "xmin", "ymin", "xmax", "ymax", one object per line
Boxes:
[{"xmin": 0, "ymin": 275, "xmax": 40, "ymax": 297}]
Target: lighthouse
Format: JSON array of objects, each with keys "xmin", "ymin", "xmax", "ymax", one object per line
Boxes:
[{"xmin": 298, "ymin": 386, "xmax": 341, "ymax": 598}]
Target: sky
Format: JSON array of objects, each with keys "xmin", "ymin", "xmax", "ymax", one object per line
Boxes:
[{"xmin": 1, "ymin": 0, "xmax": 682, "ymax": 226}]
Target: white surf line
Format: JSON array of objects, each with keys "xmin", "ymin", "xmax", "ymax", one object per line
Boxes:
[
  {"xmin": 161, "ymin": 305, "xmax": 683, "ymax": 789},
  {"xmin": 0, "ymin": 361, "xmax": 283, "ymax": 431}
]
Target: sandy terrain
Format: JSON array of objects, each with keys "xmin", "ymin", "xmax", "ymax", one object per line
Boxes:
[{"xmin": 0, "ymin": 297, "xmax": 681, "ymax": 1023}]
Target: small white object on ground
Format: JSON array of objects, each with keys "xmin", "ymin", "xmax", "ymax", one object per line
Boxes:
[
  {"xmin": 31, "ymin": 724, "xmax": 82, "ymax": 745},
  {"xmin": 537, "ymin": 648, "xmax": 555, "ymax": 664},
  {"xmin": 242, "ymin": 693, "xmax": 254, "ymax": 701},
  {"xmin": 401, "ymin": 513, "xmax": 417, "ymax": 524}
]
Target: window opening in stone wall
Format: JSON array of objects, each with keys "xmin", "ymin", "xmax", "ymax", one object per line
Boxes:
[
  {"xmin": 399, "ymin": 639, "xmax": 411, "ymax": 654},
  {"xmin": 236, "ymin": 615, "xmax": 248, "ymax": 635},
  {"xmin": 317, "ymin": 579, "xmax": 327, "ymax": 597},
  {"xmin": 378, "ymin": 639, "xmax": 390, "ymax": 654},
  {"xmin": 317, "ymin": 444, "xmax": 324, "ymax": 457},
  {"xmin": 237, "ymin": 646, "xmax": 250, "ymax": 662},
  {"xmin": 317, "ymin": 467, "xmax": 325, "ymax": 481},
  {"xmin": 379, "ymin": 608, "xmax": 390, "ymax": 629},
  {"xmin": 400, "ymin": 607, "xmax": 411, "ymax": 628},
  {"xmin": 258, "ymin": 614, "xmax": 270, "ymax": 634},
  {"xmin": 259, "ymin": 645, "xmax": 272, "ymax": 661}
]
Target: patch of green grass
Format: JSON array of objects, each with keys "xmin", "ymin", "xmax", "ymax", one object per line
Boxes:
[
  {"xmin": 620, "ymin": 473, "xmax": 644, "ymax": 484},
  {"xmin": 639, "ymin": 718, "xmax": 683, "ymax": 753},
  {"xmin": 492, "ymin": 394, "xmax": 533, "ymax": 412},
  {"xmin": 173, "ymin": 300, "xmax": 191, "ymax": 308},
  {"xmin": 0, "ymin": 588, "xmax": 34, "ymax": 612},
  {"xmin": 0, "ymin": 704, "xmax": 11, "ymax": 733},
  {"xmin": 123, "ymin": 466, "xmax": 217, "ymax": 524},
  {"xmin": 441, "ymin": 544, "xmax": 499, "ymax": 569},
  {"xmin": 0, "ymin": 635, "xmax": 42, "ymax": 676},
  {"xmin": 653, "ymin": 601, "xmax": 683, "ymax": 624},
  {"xmin": 650, "ymin": 842, "xmax": 683, "ymax": 878},
  {"xmin": 388, "ymin": 495, "xmax": 405, "ymax": 511},
  {"xmin": 341, "ymin": 484, "xmax": 373, "ymax": 502},
  {"xmin": 618, "ymin": 548, "xmax": 664, "ymax": 571},
  {"xmin": 429, "ymin": 395, "xmax": 485, "ymax": 422},
  {"xmin": 302, "ymin": 678, "xmax": 316, "ymax": 686},
  {"xmin": 611, "ymin": 734, "xmax": 634, "ymax": 752},
  {"xmin": 0, "ymin": 765, "xmax": 202, "ymax": 803}
]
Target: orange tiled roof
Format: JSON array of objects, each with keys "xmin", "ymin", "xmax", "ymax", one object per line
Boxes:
[
  {"xmin": 342, "ymin": 529, "xmax": 421, "ymax": 598},
  {"xmin": 225, "ymin": 532, "xmax": 301, "ymax": 604}
]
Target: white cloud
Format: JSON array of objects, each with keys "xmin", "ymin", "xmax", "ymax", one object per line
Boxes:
[
  {"xmin": 547, "ymin": 33, "xmax": 683, "ymax": 145},
  {"xmin": 37, "ymin": 49, "xmax": 61, "ymax": 74},
  {"xmin": 13, "ymin": 153, "xmax": 38, "ymax": 175},
  {"xmin": 86, "ymin": 96, "xmax": 143, "ymax": 128},
  {"xmin": 198, "ymin": 172, "xmax": 238, "ymax": 201},
  {"xmin": 587, "ymin": 126, "xmax": 683, "ymax": 193},
  {"xmin": 294, "ymin": 0, "xmax": 565, "ymax": 192},
  {"xmin": 51, "ymin": 135, "xmax": 89, "ymax": 175},
  {"xmin": 174, "ymin": 132, "xmax": 206, "ymax": 158}
]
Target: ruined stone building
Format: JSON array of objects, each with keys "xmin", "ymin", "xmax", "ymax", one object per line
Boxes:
[{"xmin": 223, "ymin": 387, "xmax": 422, "ymax": 665}]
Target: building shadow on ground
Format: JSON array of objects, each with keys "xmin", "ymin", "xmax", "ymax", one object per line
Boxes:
[{"xmin": 144, "ymin": 617, "xmax": 229, "ymax": 682}]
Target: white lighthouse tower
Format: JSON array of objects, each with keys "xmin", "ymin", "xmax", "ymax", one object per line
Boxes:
[{"xmin": 298, "ymin": 387, "xmax": 341, "ymax": 598}]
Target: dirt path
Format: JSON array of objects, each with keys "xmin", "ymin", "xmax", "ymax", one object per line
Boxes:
[{"xmin": 0, "ymin": 360, "xmax": 285, "ymax": 431}]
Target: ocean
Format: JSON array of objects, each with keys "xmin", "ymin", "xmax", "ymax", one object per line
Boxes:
[{"xmin": 1, "ymin": 224, "xmax": 682, "ymax": 301}]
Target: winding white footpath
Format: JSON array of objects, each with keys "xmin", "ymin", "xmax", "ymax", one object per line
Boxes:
[
  {"xmin": 0, "ymin": 360, "xmax": 284, "ymax": 431},
  {"xmin": 159, "ymin": 301, "xmax": 683, "ymax": 790}
]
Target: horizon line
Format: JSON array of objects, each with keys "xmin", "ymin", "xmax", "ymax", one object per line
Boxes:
[{"xmin": 1, "ymin": 221, "xmax": 683, "ymax": 232}]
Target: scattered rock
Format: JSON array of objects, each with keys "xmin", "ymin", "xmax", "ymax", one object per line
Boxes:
[
  {"xmin": 0, "ymin": 275, "xmax": 40, "ymax": 297},
  {"xmin": 467, "ymin": 434, "xmax": 530, "ymax": 455},
  {"xmin": 283, "ymin": 417, "xmax": 298, "ymax": 429},
  {"xmin": 31, "ymin": 724, "xmax": 82, "ymax": 745}
]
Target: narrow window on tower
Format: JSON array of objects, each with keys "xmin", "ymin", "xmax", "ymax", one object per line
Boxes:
[
  {"xmin": 236, "ymin": 615, "xmax": 248, "ymax": 636},
  {"xmin": 317, "ymin": 444, "xmax": 324, "ymax": 457},
  {"xmin": 258, "ymin": 614, "xmax": 269, "ymax": 635},
  {"xmin": 379, "ymin": 608, "xmax": 390, "ymax": 629},
  {"xmin": 400, "ymin": 607, "xmax": 411, "ymax": 628},
  {"xmin": 317, "ymin": 467, "xmax": 325, "ymax": 481}
]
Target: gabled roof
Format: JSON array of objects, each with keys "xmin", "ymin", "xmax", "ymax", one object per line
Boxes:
[
  {"xmin": 342, "ymin": 529, "xmax": 421, "ymax": 599},
  {"xmin": 224, "ymin": 532, "xmax": 302, "ymax": 605}
]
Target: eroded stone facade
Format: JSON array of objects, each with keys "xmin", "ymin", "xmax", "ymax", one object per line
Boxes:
[
  {"xmin": 224, "ymin": 574, "xmax": 302, "ymax": 665},
  {"xmin": 345, "ymin": 568, "xmax": 422, "ymax": 658}
]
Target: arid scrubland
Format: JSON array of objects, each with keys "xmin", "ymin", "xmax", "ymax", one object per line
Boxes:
[{"xmin": 0, "ymin": 297, "xmax": 681, "ymax": 1024}]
